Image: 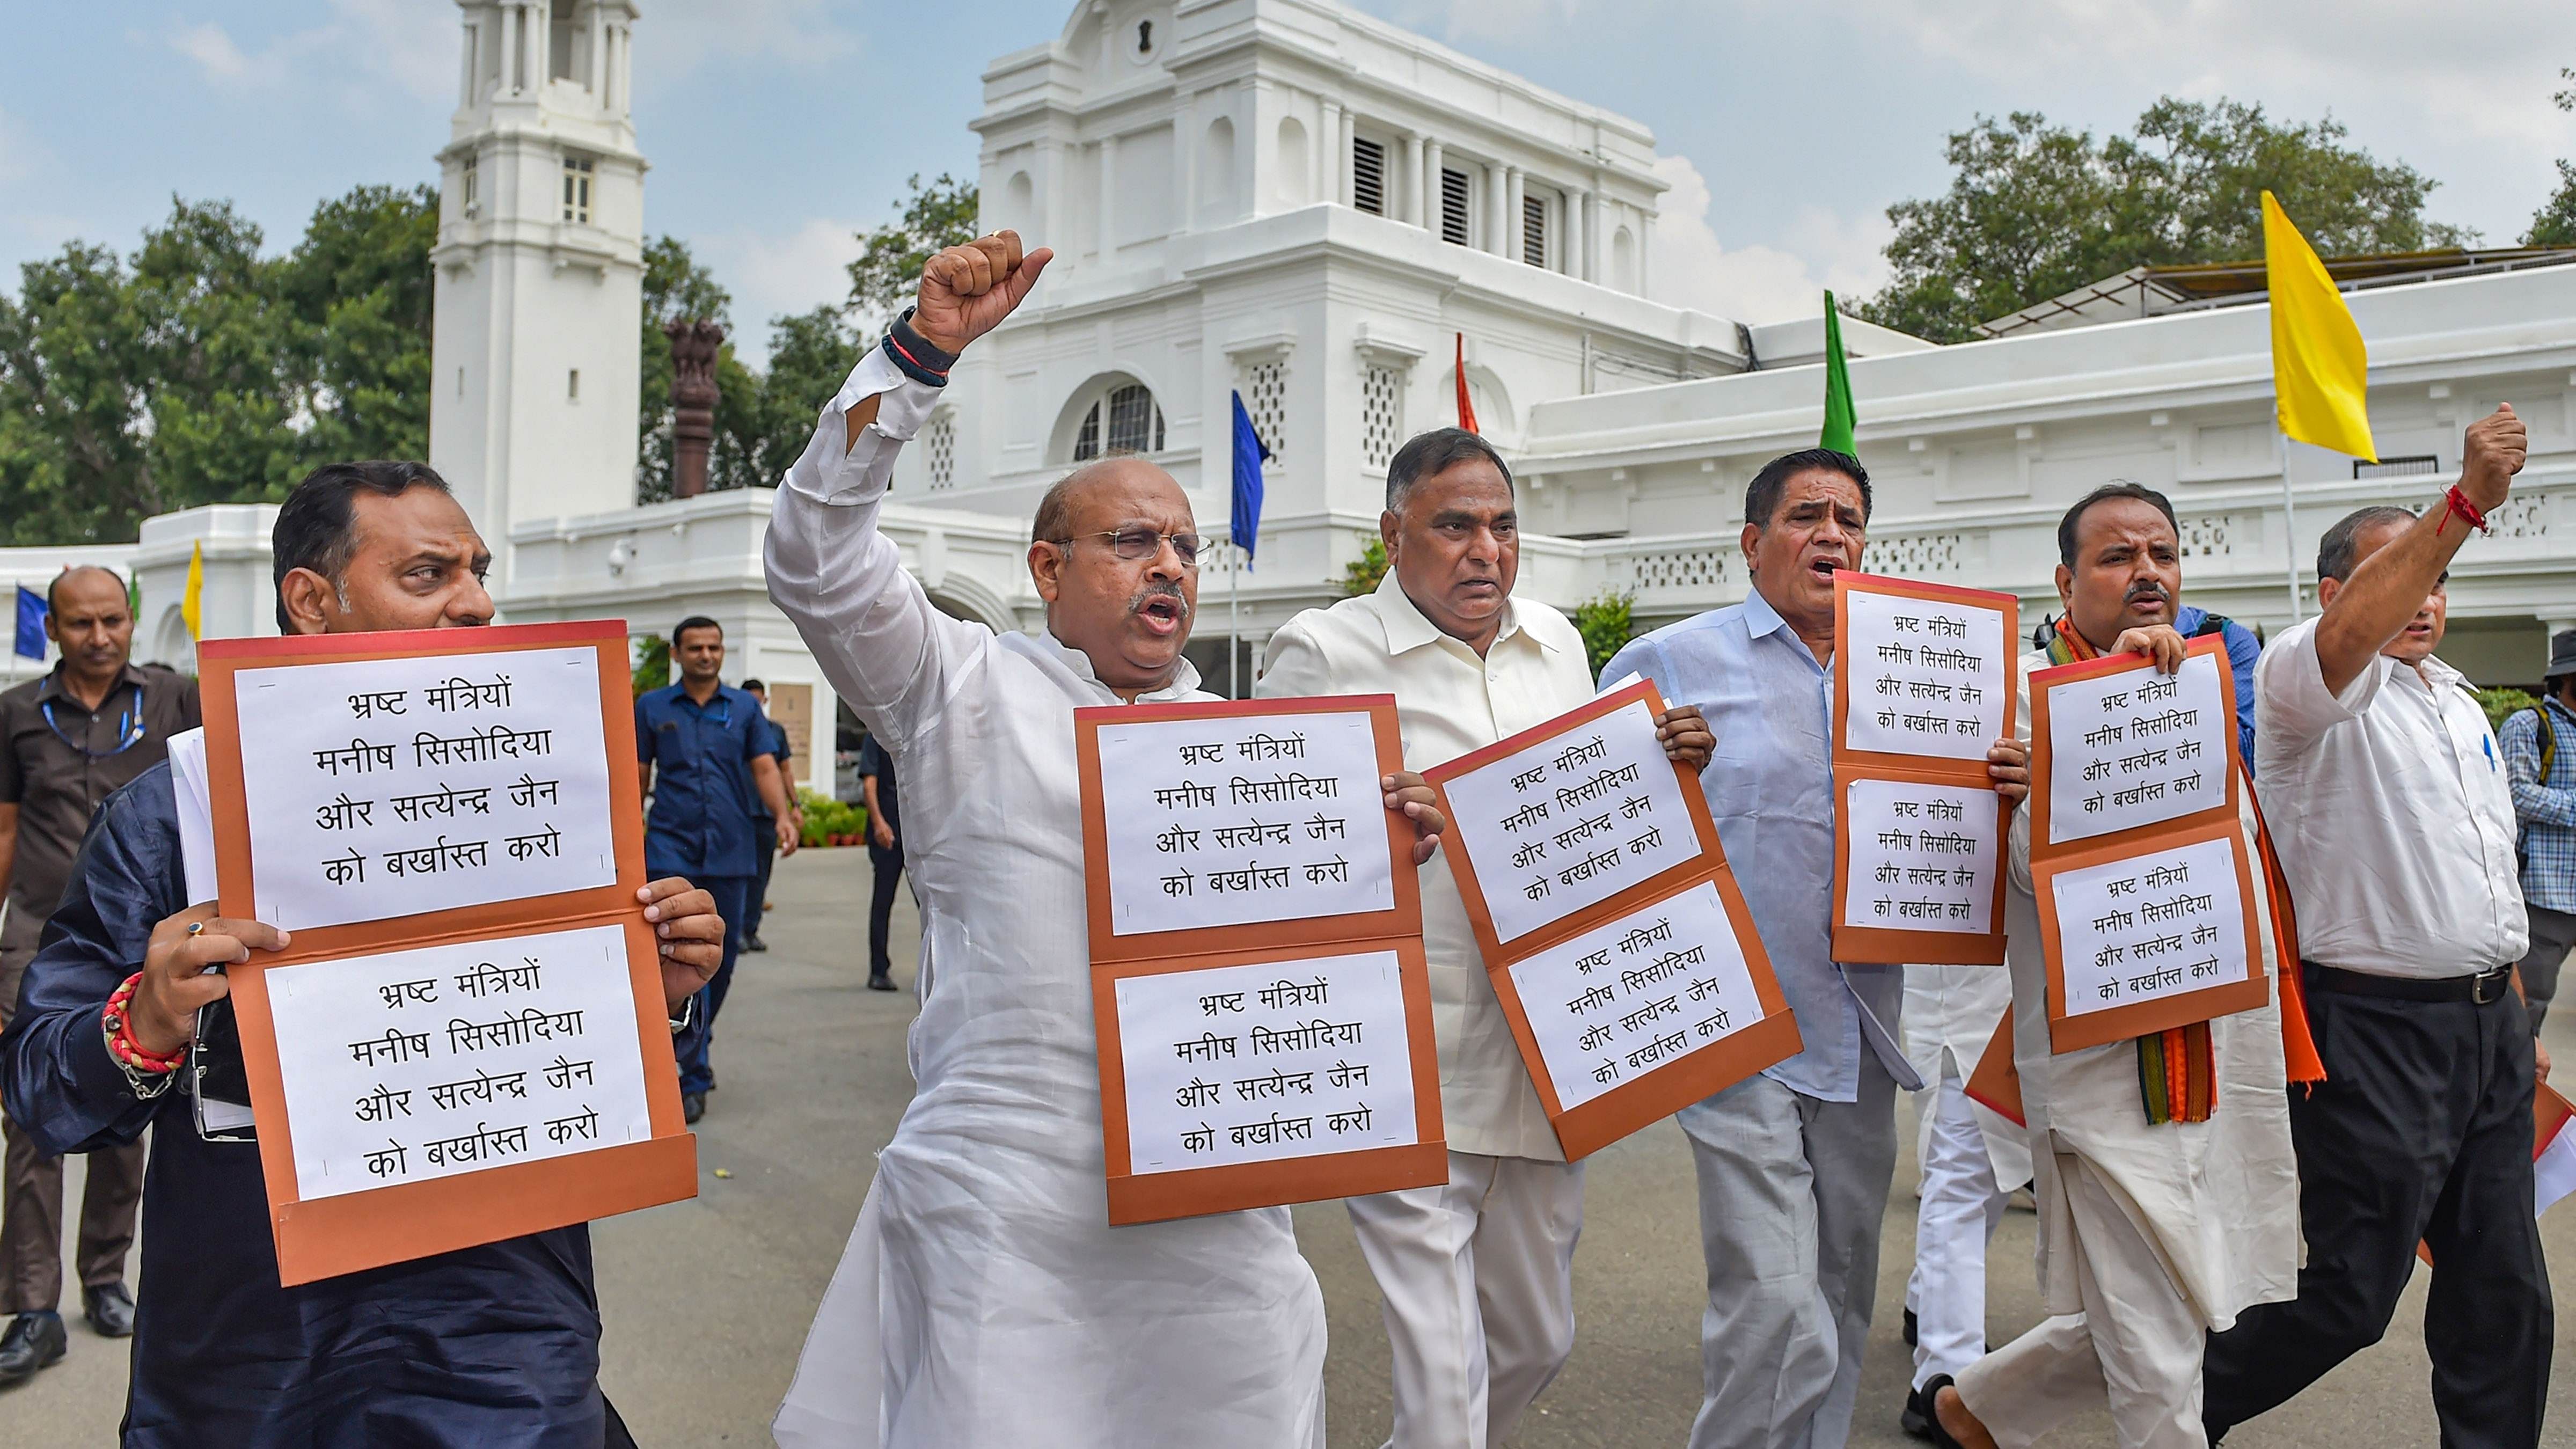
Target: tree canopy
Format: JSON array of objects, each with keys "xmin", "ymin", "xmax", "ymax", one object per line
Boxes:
[
  {"xmin": 845, "ymin": 173, "xmax": 980, "ymax": 317},
  {"xmin": 2531, "ymin": 70, "xmax": 2576, "ymax": 247},
  {"xmin": 1858, "ymin": 99, "xmax": 2470, "ymax": 343},
  {"xmin": 0, "ymin": 186, "xmax": 436, "ymax": 546}
]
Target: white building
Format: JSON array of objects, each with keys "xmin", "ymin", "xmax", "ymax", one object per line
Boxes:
[{"xmin": 6, "ymin": 0, "xmax": 2572, "ymax": 777}]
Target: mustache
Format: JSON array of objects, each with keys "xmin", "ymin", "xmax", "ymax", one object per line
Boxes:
[
  {"xmin": 2125, "ymin": 580, "xmax": 2171, "ymax": 604},
  {"xmin": 1130, "ymin": 580, "xmax": 1193, "ymax": 621}
]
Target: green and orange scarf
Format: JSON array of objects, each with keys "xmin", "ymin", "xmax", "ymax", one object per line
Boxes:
[{"xmin": 2039, "ymin": 616, "xmax": 2324, "ymax": 1124}]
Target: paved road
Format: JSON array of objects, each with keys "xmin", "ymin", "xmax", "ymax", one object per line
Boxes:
[{"xmin": 13, "ymin": 846, "xmax": 2576, "ymax": 1443}]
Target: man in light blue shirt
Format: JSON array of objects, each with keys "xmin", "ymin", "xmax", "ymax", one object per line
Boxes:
[{"xmin": 1601, "ymin": 448, "xmax": 2027, "ymax": 1449}]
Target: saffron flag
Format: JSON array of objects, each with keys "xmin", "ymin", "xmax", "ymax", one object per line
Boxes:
[
  {"xmin": 1230, "ymin": 390, "xmax": 1269, "ymax": 567},
  {"xmin": 1454, "ymin": 333, "xmax": 1480, "ymax": 435},
  {"xmin": 13, "ymin": 586, "xmax": 45, "ymax": 661},
  {"xmin": 181, "ymin": 540, "xmax": 204, "ymax": 641},
  {"xmin": 2262, "ymin": 191, "xmax": 2376, "ymax": 462},
  {"xmin": 1820, "ymin": 291, "xmax": 1856, "ymax": 457}
]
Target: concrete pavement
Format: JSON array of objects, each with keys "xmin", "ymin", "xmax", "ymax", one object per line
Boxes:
[{"xmin": 11, "ymin": 844, "xmax": 2575, "ymax": 1443}]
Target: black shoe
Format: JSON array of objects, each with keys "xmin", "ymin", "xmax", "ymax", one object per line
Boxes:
[
  {"xmin": 683, "ymin": 1092, "xmax": 706, "ymax": 1125},
  {"xmin": 744, "ymin": 936, "xmax": 768, "ymax": 953},
  {"xmin": 81, "ymin": 1283, "xmax": 133, "ymax": 1338},
  {"xmin": 867, "ymin": 973, "xmax": 896, "ymax": 992},
  {"xmin": 1904, "ymin": 1306, "xmax": 1918, "ymax": 1346},
  {"xmin": 1913, "ymin": 1374, "xmax": 1968, "ymax": 1449},
  {"xmin": 0, "ymin": 1313, "xmax": 68, "ymax": 1387}
]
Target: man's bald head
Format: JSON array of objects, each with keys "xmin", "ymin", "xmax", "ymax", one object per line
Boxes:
[
  {"xmin": 48, "ymin": 565, "xmax": 126, "ymax": 617},
  {"xmin": 1024, "ymin": 457, "xmax": 1201, "ymax": 699}
]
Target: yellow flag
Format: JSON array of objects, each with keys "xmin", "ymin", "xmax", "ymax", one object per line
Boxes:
[
  {"xmin": 2263, "ymin": 190, "xmax": 2376, "ymax": 461},
  {"xmin": 181, "ymin": 541, "xmax": 204, "ymax": 641}
]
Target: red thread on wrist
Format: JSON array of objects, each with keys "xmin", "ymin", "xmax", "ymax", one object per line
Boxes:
[
  {"xmin": 2439, "ymin": 484, "xmax": 2490, "ymax": 536},
  {"xmin": 104, "ymin": 972, "xmax": 186, "ymax": 1073}
]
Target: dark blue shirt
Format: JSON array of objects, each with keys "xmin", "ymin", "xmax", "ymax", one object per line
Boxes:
[
  {"xmin": 750, "ymin": 718, "xmax": 792, "ymax": 825},
  {"xmin": 2174, "ymin": 604, "xmax": 2263, "ymax": 774},
  {"xmin": 635, "ymin": 683, "xmax": 771, "ymax": 878},
  {"xmin": 0, "ymin": 765, "xmax": 606, "ymax": 1447},
  {"xmin": 857, "ymin": 734, "xmax": 899, "ymax": 840}
]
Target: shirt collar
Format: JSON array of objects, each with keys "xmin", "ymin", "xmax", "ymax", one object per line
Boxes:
[
  {"xmin": 1039, "ymin": 629, "xmax": 1204, "ymax": 701},
  {"xmin": 1371, "ymin": 568, "xmax": 1546, "ymax": 657},
  {"xmin": 1740, "ymin": 584, "xmax": 1791, "ymax": 641},
  {"xmin": 35, "ymin": 662, "xmax": 147, "ymax": 708},
  {"xmin": 2548, "ymin": 695, "xmax": 2576, "ymax": 727}
]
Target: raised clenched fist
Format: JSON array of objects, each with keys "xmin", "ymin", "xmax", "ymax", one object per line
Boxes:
[
  {"xmin": 2458, "ymin": 403, "xmax": 2526, "ymax": 514},
  {"xmin": 912, "ymin": 230, "xmax": 1053, "ymax": 356}
]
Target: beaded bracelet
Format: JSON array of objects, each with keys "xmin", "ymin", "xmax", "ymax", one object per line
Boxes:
[{"xmin": 103, "ymin": 972, "xmax": 186, "ymax": 1075}]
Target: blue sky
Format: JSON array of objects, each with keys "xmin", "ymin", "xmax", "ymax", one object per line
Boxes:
[{"xmin": 4, "ymin": 1, "xmax": 2571, "ymax": 359}]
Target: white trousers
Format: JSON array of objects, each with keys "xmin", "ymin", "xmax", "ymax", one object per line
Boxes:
[
  {"xmin": 1344, "ymin": 1150, "xmax": 1587, "ymax": 1449},
  {"xmin": 1953, "ymin": 1154, "xmax": 2205, "ymax": 1449},
  {"xmin": 1907, "ymin": 1065, "xmax": 2008, "ymax": 1388}
]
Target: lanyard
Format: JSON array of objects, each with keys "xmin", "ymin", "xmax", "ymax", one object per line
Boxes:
[{"xmin": 41, "ymin": 685, "xmax": 144, "ymax": 759}]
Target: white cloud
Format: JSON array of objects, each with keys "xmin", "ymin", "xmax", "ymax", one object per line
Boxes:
[
  {"xmin": 162, "ymin": 4, "xmax": 457, "ymax": 104},
  {"xmin": 698, "ymin": 217, "xmax": 866, "ymax": 361},
  {"xmin": 1646, "ymin": 154, "xmax": 1891, "ymax": 324},
  {"xmin": 638, "ymin": 0, "xmax": 863, "ymax": 75}
]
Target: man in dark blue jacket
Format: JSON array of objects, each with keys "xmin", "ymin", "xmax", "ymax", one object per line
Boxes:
[{"xmin": 0, "ymin": 462, "xmax": 728, "ymax": 1447}]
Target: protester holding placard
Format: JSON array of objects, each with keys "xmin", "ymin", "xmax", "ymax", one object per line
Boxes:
[
  {"xmin": 764, "ymin": 232, "xmax": 1446, "ymax": 1448},
  {"xmin": 0, "ymin": 462, "xmax": 730, "ymax": 1445},
  {"xmin": 2202, "ymin": 408, "xmax": 2551, "ymax": 1449},
  {"xmin": 1929, "ymin": 482, "xmax": 2297, "ymax": 1449},
  {"xmin": 1256, "ymin": 427, "xmax": 1711, "ymax": 1449},
  {"xmin": 2500, "ymin": 628, "xmax": 2576, "ymax": 1032},
  {"xmin": 1600, "ymin": 449, "xmax": 2026, "ymax": 1449}
]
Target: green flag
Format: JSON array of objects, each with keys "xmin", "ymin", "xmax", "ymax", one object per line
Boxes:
[{"xmin": 1819, "ymin": 290, "xmax": 1856, "ymax": 457}]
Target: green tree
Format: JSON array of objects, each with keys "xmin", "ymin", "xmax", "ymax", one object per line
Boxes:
[
  {"xmin": 1573, "ymin": 591, "xmax": 1636, "ymax": 679},
  {"xmin": 280, "ymin": 184, "xmax": 438, "ymax": 464},
  {"xmin": 710, "ymin": 304, "xmax": 866, "ymax": 492},
  {"xmin": 846, "ymin": 173, "xmax": 980, "ymax": 316},
  {"xmin": 2530, "ymin": 70, "xmax": 2576, "ymax": 247},
  {"xmin": 1861, "ymin": 99, "xmax": 2468, "ymax": 343}
]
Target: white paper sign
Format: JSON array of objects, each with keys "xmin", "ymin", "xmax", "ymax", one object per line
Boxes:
[
  {"xmin": 1843, "ymin": 587, "xmax": 2008, "ymax": 760},
  {"xmin": 1503, "ymin": 880, "xmax": 1766, "ymax": 1112},
  {"xmin": 1439, "ymin": 698, "xmax": 1702, "ymax": 948},
  {"xmin": 2050, "ymin": 833, "xmax": 2251, "ymax": 1017},
  {"xmin": 2045, "ymin": 651, "xmax": 2231, "ymax": 845},
  {"xmin": 232, "ymin": 647, "xmax": 617, "ymax": 931},
  {"xmin": 1841, "ymin": 777, "xmax": 2000, "ymax": 934},
  {"xmin": 1115, "ymin": 949, "xmax": 1421, "ymax": 1174},
  {"xmin": 262, "ymin": 923, "xmax": 652, "ymax": 1201},
  {"xmin": 1095, "ymin": 709, "xmax": 1393, "ymax": 936}
]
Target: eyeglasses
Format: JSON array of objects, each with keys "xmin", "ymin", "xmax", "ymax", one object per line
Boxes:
[{"xmin": 1051, "ymin": 526, "xmax": 1203, "ymax": 567}]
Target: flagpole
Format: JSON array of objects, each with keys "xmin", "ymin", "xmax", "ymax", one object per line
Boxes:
[
  {"xmin": 1229, "ymin": 537, "xmax": 1242, "ymax": 699},
  {"xmin": 2277, "ymin": 429, "xmax": 2305, "ymax": 622}
]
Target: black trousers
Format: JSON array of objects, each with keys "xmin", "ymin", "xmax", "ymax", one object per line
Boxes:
[
  {"xmin": 867, "ymin": 840, "xmax": 905, "ymax": 979},
  {"xmin": 749, "ymin": 829, "xmax": 777, "ymax": 940},
  {"xmin": 2202, "ymin": 968, "xmax": 2552, "ymax": 1447}
]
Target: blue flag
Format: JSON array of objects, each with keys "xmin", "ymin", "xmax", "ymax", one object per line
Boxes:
[
  {"xmin": 14, "ymin": 586, "xmax": 46, "ymax": 660},
  {"xmin": 1231, "ymin": 390, "xmax": 1270, "ymax": 567}
]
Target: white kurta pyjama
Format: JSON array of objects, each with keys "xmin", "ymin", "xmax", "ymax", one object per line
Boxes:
[
  {"xmin": 1954, "ymin": 648, "xmax": 2300, "ymax": 1449},
  {"xmin": 1902, "ymin": 963, "xmax": 2030, "ymax": 1390},
  {"xmin": 765, "ymin": 348, "xmax": 1326, "ymax": 1449},
  {"xmin": 1258, "ymin": 577, "xmax": 1597, "ymax": 1449}
]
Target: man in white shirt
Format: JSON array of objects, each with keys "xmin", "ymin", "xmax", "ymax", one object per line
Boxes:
[
  {"xmin": 765, "ymin": 232, "xmax": 1446, "ymax": 1449},
  {"xmin": 1931, "ymin": 484, "xmax": 2298, "ymax": 1449},
  {"xmin": 1256, "ymin": 428, "xmax": 1710, "ymax": 1448},
  {"xmin": 2201, "ymin": 406, "xmax": 2550, "ymax": 1449}
]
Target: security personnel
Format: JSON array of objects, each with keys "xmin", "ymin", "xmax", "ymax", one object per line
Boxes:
[{"xmin": 637, "ymin": 617, "xmax": 795, "ymax": 1123}]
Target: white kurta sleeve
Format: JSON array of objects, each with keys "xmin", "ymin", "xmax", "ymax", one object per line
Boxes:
[
  {"xmin": 2255, "ymin": 618, "xmax": 2384, "ymax": 757},
  {"xmin": 1253, "ymin": 617, "xmax": 1332, "ymax": 699},
  {"xmin": 763, "ymin": 348, "xmax": 979, "ymax": 751}
]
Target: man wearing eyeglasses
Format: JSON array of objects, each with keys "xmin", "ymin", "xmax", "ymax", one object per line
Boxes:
[
  {"xmin": 0, "ymin": 566, "xmax": 194, "ymax": 1386},
  {"xmin": 766, "ymin": 231, "xmax": 1448, "ymax": 1447}
]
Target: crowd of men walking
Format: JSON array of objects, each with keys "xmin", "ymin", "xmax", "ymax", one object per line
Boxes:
[{"xmin": 0, "ymin": 228, "xmax": 2558, "ymax": 1449}]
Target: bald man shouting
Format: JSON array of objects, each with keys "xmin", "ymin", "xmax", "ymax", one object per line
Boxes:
[{"xmin": 765, "ymin": 233, "xmax": 1446, "ymax": 1448}]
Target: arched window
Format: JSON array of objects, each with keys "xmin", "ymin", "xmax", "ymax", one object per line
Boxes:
[{"xmin": 1072, "ymin": 382, "xmax": 1166, "ymax": 461}]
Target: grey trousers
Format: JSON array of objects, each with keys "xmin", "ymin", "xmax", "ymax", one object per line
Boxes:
[
  {"xmin": 1678, "ymin": 1056, "xmax": 1900, "ymax": 1449},
  {"xmin": 2520, "ymin": 904, "xmax": 2575, "ymax": 1034}
]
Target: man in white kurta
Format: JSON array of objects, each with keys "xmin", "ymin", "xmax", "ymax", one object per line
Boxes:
[
  {"xmin": 765, "ymin": 233, "xmax": 1336, "ymax": 1449},
  {"xmin": 1898, "ymin": 962, "xmax": 2029, "ymax": 1431},
  {"xmin": 1256, "ymin": 428, "xmax": 1708, "ymax": 1448},
  {"xmin": 1935, "ymin": 485, "xmax": 2299, "ymax": 1449}
]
